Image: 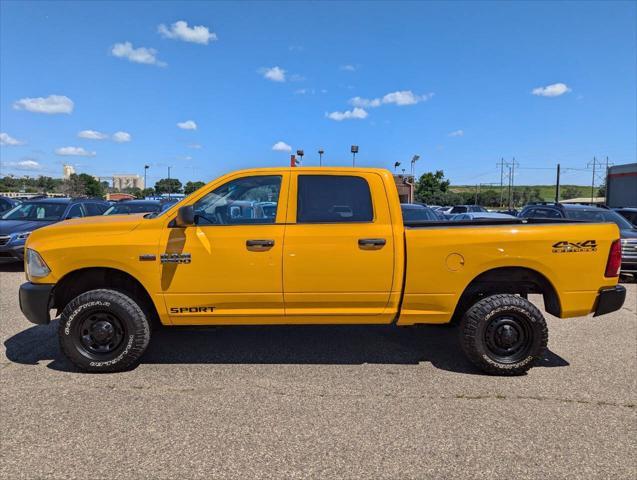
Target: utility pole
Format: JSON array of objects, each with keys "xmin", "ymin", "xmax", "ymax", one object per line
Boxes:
[
  {"xmin": 555, "ymin": 163, "xmax": 561, "ymax": 203},
  {"xmin": 496, "ymin": 158, "xmax": 507, "ymax": 207},
  {"xmin": 167, "ymin": 166, "xmax": 172, "ymax": 200},
  {"xmin": 475, "ymin": 184, "xmax": 479, "ymax": 205},
  {"xmin": 508, "ymin": 157, "xmax": 519, "ymax": 209}
]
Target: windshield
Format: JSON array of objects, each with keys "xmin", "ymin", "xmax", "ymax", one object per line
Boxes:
[
  {"xmin": 1, "ymin": 202, "xmax": 66, "ymax": 221},
  {"xmin": 565, "ymin": 209, "xmax": 634, "ymax": 229},
  {"xmin": 104, "ymin": 203, "xmax": 160, "ymax": 215},
  {"xmin": 450, "ymin": 206, "xmax": 468, "ymax": 214},
  {"xmin": 402, "ymin": 206, "xmax": 438, "ymax": 221}
]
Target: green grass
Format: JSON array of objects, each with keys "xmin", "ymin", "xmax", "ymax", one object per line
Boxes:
[{"xmin": 450, "ymin": 184, "xmax": 593, "ymax": 201}]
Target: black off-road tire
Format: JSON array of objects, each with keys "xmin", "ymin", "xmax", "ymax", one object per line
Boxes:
[
  {"xmin": 59, "ymin": 289, "xmax": 151, "ymax": 373},
  {"xmin": 460, "ymin": 294, "xmax": 548, "ymax": 376}
]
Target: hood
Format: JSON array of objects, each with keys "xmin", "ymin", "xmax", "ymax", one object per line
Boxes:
[
  {"xmin": 620, "ymin": 228, "xmax": 637, "ymax": 239},
  {"xmin": 0, "ymin": 219, "xmax": 54, "ymax": 236},
  {"xmin": 27, "ymin": 213, "xmax": 147, "ymax": 245}
]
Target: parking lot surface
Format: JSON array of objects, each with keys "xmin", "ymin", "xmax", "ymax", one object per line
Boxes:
[{"xmin": 1, "ymin": 264, "xmax": 635, "ymax": 479}]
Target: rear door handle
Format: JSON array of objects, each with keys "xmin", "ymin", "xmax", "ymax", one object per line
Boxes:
[
  {"xmin": 358, "ymin": 238, "xmax": 386, "ymax": 249},
  {"xmin": 246, "ymin": 239, "xmax": 275, "ymax": 249}
]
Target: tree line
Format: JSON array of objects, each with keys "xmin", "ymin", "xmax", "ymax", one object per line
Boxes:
[{"xmin": 0, "ymin": 175, "xmax": 205, "ymax": 199}]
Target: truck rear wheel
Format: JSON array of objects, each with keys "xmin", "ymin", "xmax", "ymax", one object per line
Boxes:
[
  {"xmin": 459, "ymin": 294, "xmax": 548, "ymax": 375},
  {"xmin": 58, "ymin": 289, "xmax": 151, "ymax": 373}
]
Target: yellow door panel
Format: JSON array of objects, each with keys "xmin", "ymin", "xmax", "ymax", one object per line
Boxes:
[
  {"xmin": 283, "ymin": 171, "xmax": 396, "ymax": 321},
  {"xmin": 159, "ymin": 173, "xmax": 289, "ymax": 324}
]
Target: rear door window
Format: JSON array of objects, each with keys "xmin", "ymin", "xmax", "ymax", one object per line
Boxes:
[{"xmin": 297, "ymin": 175, "xmax": 373, "ymax": 223}]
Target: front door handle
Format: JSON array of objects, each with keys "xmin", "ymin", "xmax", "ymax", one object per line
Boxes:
[
  {"xmin": 246, "ymin": 239, "xmax": 275, "ymax": 249},
  {"xmin": 358, "ymin": 238, "xmax": 386, "ymax": 249}
]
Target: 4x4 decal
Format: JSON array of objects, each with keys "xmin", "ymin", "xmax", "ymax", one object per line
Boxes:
[{"xmin": 552, "ymin": 240, "xmax": 597, "ymax": 253}]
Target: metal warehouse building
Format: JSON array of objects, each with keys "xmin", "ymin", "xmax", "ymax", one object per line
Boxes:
[{"xmin": 606, "ymin": 163, "xmax": 637, "ymax": 208}]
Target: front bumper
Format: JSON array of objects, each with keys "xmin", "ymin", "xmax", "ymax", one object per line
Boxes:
[
  {"xmin": 593, "ymin": 285, "xmax": 626, "ymax": 317},
  {"xmin": 19, "ymin": 282, "xmax": 54, "ymax": 325},
  {"xmin": 0, "ymin": 244, "xmax": 25, "ymax": 263}
]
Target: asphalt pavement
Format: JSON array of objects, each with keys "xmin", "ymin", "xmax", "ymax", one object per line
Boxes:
[{"xmin": 1, "ymin": 264, "xmax": 635, "ymax": 479}]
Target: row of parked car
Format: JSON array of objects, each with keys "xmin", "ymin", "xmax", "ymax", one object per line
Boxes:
[
  {"xmin": 0, "ymin": 197, "xmax": 178, "ymax": 263},
  {"xmin": 2, "ymin": 195, "xmax": 636, "ymax": 277},
  {"xmin": 401, "ymin": 202, "xmax": 637, "ymax": 277}
]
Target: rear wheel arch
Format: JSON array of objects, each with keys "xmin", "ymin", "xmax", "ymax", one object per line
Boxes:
[
  {"xmin": 52, "ymin": 267, "xmax": 160, "ymax": 327},
  {"xmin": 452, "ymin": 266, "xmax": 561, "ymax": 322}
]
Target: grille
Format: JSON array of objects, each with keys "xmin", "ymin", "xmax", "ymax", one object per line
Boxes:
[
  {"xmin": 0, "ymin": 236, "xmax": 10, "ymax": 247},
  {"xmin": 621, "ymin": 239, "xmax": 637, "ymax": 260}
]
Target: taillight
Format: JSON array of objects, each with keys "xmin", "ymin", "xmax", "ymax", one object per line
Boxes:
[{"xmin": 604, "ymin": 239, "xmax": 622, "ymax": 277}]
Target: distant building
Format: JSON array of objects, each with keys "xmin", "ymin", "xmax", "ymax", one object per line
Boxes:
[
  {"xmin": 393, "ymin": 174, "xmax": 415, "ymax": 203},
  {"xmin": 63, "ymin": 164, "xmax": 75, "ymax": 179},
  {"xmin": 606, "ymin": 163, "xmax": 637, "ymax": 208},
  {"xmin": 113, "ymin": 174, "xmax": 144, "ymax": 191}
]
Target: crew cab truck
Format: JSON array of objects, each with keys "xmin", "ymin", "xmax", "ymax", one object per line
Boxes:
[{"xmin": 19, "ymin": 168, "xmax": 626, "ymax": 375}]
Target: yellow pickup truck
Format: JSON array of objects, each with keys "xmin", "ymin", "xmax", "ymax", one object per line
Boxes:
[{"xmin": 19, "ymin": 168, "xmax": 625, "ymax": 374}]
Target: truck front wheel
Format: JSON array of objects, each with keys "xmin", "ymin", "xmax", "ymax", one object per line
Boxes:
[
  {"xmin": 459, "ymin": 294, "xmax": 548, "ymax": 375},
  {"xmin": 59, "ymin": 289, "xmax": 151, "ymax": 373}
]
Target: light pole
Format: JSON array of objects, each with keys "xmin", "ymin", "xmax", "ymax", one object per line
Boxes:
[
  {"xmin": 296, "ymin": 149, "xmax": 304, "ymax": 166},
  {"xmin": 394, "ymin": 161, "xmax": 401, "ymax": 172},
  {"xmin": 144, "ymin": 165, "xmax": 149, "ymax": 196},
  {"xmin": 318, "ymin": 148, "xmax": 324, "ymax": 166},
  {"xmin": 410, "ymin": 155, "xmax": 420, "ymax": 177},
  {"xmin": 351, "ymin": 145, "xmax": 359, "ymax": 167},
  {"xmin": 167, "ymin": 166, "xmax": 172, "ymax": 200}
]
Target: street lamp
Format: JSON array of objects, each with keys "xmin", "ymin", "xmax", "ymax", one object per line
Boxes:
[
  {"xmin": 318, "ymin": 148, "xmax": 324, "ymax": 166},
  {"xmin": 410, "ymin": 155, "xmax": 420, "ymax": 177},
  {"xmin": 394, "ymin": 161, "xmax": 401, "ymax": 172},
  {"xmin": 351, "ymin": 145, "xmax": 359, "ymax": 167},
  {"xmin": 296, "ymin": 149, "xmax": 304, "ymax": 166},
  {"xmin": 144, "ymin": 165, "xmax": 149, "ymax": 195}
]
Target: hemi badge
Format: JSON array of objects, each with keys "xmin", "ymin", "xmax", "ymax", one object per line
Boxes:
[{"xmin": 139, "ymin": 254, "xmax": 157, "ymax": 262}]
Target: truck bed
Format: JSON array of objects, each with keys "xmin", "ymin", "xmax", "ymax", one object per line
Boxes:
[{"xmin": 398, "ymin": 220, "xmax": 620, "ymax": 324}]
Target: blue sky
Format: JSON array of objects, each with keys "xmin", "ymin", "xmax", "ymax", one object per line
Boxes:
[{"xmin": 1, "ymin": 0, "xmax": 635, "ymax": 187}]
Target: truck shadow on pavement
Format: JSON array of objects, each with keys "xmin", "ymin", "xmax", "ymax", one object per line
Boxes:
[{"xmin": 4, "ymin": 320, "xmax": 569, "ymax": 375}]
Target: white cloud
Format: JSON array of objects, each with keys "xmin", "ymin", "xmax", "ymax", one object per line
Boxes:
[
  {"xmin": 111, "ymin": 42, "xmax": 166, "ymax": 67},
  {"xmin": 260, "ymin": 66, "xmax": 286, "ymax": 82},
  {"xmin": 448, "ymin": 129, "xmax": 464, "ymax": 137},
  {"xmin": 78, "ymin": 129, "xmax": 108, "ymax": 140},
  {"xmin": 272, "ymin": 141, "xmax": 292, "ymax": 152},
  {"xmin": 340, "ymin": 64, "xmax": 356, "ymax": 71},
  {"xmin": 1, "ymin": 159, "xmax": 42, "ymax": 171},
  {"xmin": 177, "ymin": 120, "xmax": 197, "ymax": 130},
  {"xmin": 158, "ymin": 20, "xmax": 217, "ymax": 45},
  {"xmin": 0, "ymin": 132, "xmax": 25, "ymax": 146},
  {"xmin": 13, "ymin": 94, "xmax": 74, "ymax": 114},
  {"xmin": 16, "ymin": 159, "xmax": 41, "ymax": 170},
  {"xmin": 55, "ymin": 146, "xmax": 96, "ymax": 157},
  {"xmin": 326, "ymin": 107, "xmax": 368, "ymax": 121},
  {"xmin": 350, "ymin": 90, "xmax": 433, "ymax": 108},
  {"xmin": 112, "ymin": 131, "xmax": 132, "ymax": 143},
  {"xmin": 531, "ymin": 82, "xmax": 571, "ymax": 97},
  {"xmin": 188, "ymin": 143, "xmax": 202, "ymax": 149}
]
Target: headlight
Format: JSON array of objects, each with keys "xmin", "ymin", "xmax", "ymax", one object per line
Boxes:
[
  {"xmin": 13, "ymin": 231, "xmax": 31, "ymax": 241},
  {"xmin": 26, "ymin": 248, "xmax": 51, "ymax": 279}
]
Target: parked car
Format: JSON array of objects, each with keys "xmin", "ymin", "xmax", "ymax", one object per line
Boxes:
[
  {"xmin": 450, "ymin": 212, "xmax": 518, "ymax": 221},
  {"xmin": 449, "ymin": 205, "xmax": 487, "ymax": 214},
  {"xmin": 104, "ymin": 200, "xmax": 163, "ymax": 215},
  {"xmin": 400, "ymin": 203, "xmax": 440, "ymax": 221},
  {"xmin": 519, "ymin": 203, "xmax": 637, "ymax": 277},
  {"xmin": 0, "ymin": 198, "xmax": 109, "ymax": 263},
  {"xmin": 614, "ymin": 207, "xmax": 637, "ymax": 227},
  {"xmin": 19, "ymin": 167, "xmax": 625, "ymax": 375},
  {"xmin": 0, "ymin": 196, "xmax": 19, "ymax": 215}
]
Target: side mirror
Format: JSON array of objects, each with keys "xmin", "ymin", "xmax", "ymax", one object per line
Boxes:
[{"xmin": 174, "ymin": 205, "xmax": 195, "ymax": 227}]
